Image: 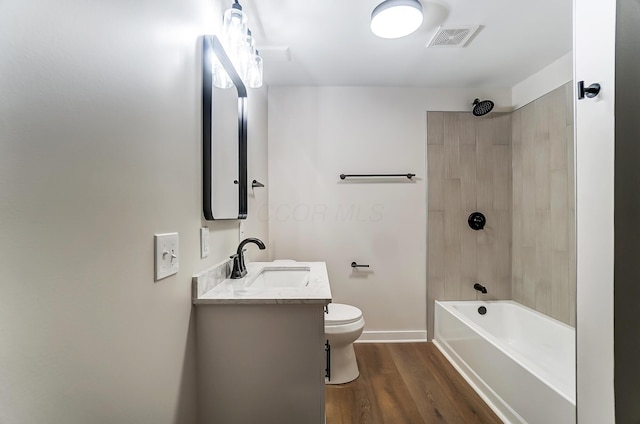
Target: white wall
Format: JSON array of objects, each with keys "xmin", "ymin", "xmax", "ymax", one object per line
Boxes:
[
  {"xmin": 243, "ymin": 86, "xmax": 270, "ymax": 259},
  {"xmin": 267, "ymin": 87, "xmax": 510, "ymax": 340},
  {"xmin": 512, "ymin": 51, "xmax": 573, "ymax": 109},
  {"xmin": 0, "ymin": 1, "xmax": 268, "ymax": 422},
  {"xmin": 574, "ymin": 0, "xmax": 616, "ymax": 422}
]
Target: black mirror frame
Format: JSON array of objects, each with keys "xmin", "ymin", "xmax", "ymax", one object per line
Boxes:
[{"xmin": 202, "ymin": 35, "xmax": 248, "ymax": 220}]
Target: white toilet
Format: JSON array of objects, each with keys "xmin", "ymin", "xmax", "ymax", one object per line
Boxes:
[{"xmin": 324, "ymin": 303, "xmax": 365, "ymax": 385}]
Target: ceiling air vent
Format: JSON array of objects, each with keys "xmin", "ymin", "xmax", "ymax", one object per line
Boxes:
[{"xmin": 427, "ymin": 25, "xmax": 480, "ymax": 48}]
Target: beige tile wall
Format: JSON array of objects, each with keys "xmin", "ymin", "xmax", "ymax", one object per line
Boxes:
[
  {"xmin": 427, "ymin": 84, "xmax": 575, "ymax": 336},
  {"xmin": 427, "ymin": 112, "xmax": 513, "ymax": 339},
  {"xmin": 512, "ymin": 82, "xmax": 576, "ymax": 326}
]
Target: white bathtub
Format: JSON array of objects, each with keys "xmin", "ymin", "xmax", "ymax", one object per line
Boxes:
[{"xmin": 433, "ymin": 300, "xmax": 575, "ymax": 424}]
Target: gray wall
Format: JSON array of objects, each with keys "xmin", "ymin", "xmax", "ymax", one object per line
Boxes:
[
  {"xmin": 427, "ymin": 112, "xmax": 513, "ymax": 339},
  {"xmin": 615, "ymin": 0, "xmax": 640, "ymax": 421},
  {"xmin": 511, "ymin": 82, "xmax": 576, "ymax": 326}
]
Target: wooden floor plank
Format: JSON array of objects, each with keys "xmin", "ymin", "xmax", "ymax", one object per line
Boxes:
[
  {"xmin": 387, "ymin": 343, "xmax": 466, "ymax": 423},
  {"xmin": 355, "ymin": 344, "xmax": 425, "ymax": 424},
  {"xmin": 326, "ymin": 342, "xmax": 502, "ymax": 424},
  {"xmin": 423, "ymin": 344, "xmax": 503, "ymax": 424},
  {"xmin": 326, "ymin": 373, "xmax": 374, "ymax": 424}
]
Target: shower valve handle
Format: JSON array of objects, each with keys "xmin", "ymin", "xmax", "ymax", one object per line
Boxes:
[{"xmin": 578, "ymin": 81, "xmax": 601, "ymax": 99}]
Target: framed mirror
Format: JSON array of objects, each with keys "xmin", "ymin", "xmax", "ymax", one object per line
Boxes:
[{"xmin": 202, "ymin": 35, "xmax": 247, "ymax": 220}]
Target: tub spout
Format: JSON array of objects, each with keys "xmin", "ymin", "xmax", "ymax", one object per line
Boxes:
[{"xmin": 473, "ymin": 282, "xmax": 487, "ymax": 294}]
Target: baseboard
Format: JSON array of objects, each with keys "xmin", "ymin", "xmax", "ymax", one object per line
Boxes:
[{"xmin": 356, "ymin": 330, "xmax": 427, "ymax": 343}]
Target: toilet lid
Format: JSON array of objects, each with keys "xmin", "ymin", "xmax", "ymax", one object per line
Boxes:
[{"xmin": 325, "ymin": 303, "xmax": 363, "ymax": 325}]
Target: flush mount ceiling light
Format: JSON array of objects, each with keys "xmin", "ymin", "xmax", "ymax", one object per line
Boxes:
[{"xmin": 370, "ymin": 0, "xmax": 424, "ymax": 39}]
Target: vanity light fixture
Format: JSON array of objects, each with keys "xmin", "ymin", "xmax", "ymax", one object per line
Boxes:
[
  {"xmin": 216, "ymin": 0, "xmax": 263, "ymax": 88},
  {"xmin": 370, "ymin": 0, "xmax": 424, "ymax": 39}
]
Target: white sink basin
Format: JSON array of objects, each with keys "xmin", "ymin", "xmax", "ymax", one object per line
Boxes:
[{"xmin": 245, "ymin": 266, "xmax": 311, "ymax": 289}]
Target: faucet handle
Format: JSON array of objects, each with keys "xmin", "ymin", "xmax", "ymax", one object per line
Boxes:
[
  {"xmin": 230, "ymin": 250, "xmax": 246, "ymax": 259},
  {"xmin": 229, "ymin": 254, "xmax": 246, "ymax": 279}
]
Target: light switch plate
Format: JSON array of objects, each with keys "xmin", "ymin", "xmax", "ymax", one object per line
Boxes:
[
  {"xmin": 200, "ymin": 227, "xmax": 209, "ymax": 258},
  {"xmin": 155, "ymin": 233, "xmax": 179, "ymax": 281}
]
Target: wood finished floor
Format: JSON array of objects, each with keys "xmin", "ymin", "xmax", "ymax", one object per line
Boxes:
[{"xmin": 325, "ymin": 342, "xmax": 502, "ymax": 424}]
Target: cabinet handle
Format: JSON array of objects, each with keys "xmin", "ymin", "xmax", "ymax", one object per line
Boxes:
[{"xmin": 325, "ymin": 340, "xmax": 331, "ymax": 381}]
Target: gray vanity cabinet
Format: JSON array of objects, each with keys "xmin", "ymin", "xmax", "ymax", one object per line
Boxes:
[{"xmin": 195, "ymin": 303, "xmax": 328, "ymax": 424}]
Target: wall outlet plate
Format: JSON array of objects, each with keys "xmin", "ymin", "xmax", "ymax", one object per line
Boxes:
[
  {"xmin": 239, "ymin": 220, "xmax": 246, "ymax": 238},
  {"xmin": 155, "ymin": 233, "xmax": 179, "ymax": 281},
  {"xmin": 200, "ymin": 227, "xmax": 209, "ymax": 258}
]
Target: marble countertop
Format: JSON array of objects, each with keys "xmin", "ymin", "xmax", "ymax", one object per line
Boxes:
[{"xmin": 192, "ymin": 260, "xmax": 332, "ymax": 305}]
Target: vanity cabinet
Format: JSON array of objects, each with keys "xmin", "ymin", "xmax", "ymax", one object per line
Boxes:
[
  {"xmin": 193, "ymin": 260, "xmax": 332, "ymax": 423},
  {"xmin": 195, "ymin": 303, "xmax": 327, "ymax": 424}
]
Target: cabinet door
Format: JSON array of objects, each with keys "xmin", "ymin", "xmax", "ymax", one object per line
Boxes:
[{"xmin": 197, "ymin": 304, "xmax": 326, "ymax": 423}]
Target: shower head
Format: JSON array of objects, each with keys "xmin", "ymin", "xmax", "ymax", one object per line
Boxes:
[{"xmin": 472, "ymin": 98, "xmax": 494, "ymax": 117}]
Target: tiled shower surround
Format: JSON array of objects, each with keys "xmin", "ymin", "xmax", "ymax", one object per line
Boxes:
[
  {"xmin": 511, "ymin": 83, "xmax": 575, "ymax": 326},
  {"xmin": 427, "ymin": 82, "xmax": 575, "ymax": 337}
]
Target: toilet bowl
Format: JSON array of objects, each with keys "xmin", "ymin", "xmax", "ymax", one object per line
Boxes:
[{"xmin": 324, "ymin": 303, "xmax": 365, "ymax": 385}]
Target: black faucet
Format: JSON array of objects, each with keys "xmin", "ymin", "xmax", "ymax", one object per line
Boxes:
[
  {"xmin": 230, "ymin": 237, "xmax": 266, "ymax": 279},
  {"xmin": 473, "ymin": 282, "xmax": 488, "ymax": 294}
]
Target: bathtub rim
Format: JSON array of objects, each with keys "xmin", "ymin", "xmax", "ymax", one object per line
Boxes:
[
  {"xmin": 436, "ymin": 299, "xmax": 575, "ymax": 332},
  {"xmin": 434, "ymin": 300, "xmax": 576, "ymax": 405}
]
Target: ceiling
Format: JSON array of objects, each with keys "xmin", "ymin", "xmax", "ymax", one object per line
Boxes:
[{"xmin": 240, "ymin": 0, "xmax": 573, "ymax": 88}]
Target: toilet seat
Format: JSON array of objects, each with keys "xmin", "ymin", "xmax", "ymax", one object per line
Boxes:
[{"xmin": 326, "ymin": 303, "xmax": 363, "ymax": 325}]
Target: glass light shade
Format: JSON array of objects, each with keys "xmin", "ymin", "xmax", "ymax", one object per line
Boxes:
[
  {"xmin": 239, "ymin": 30, "xmax": 255, "ymax": 82},
  {"xmin": 370, "ymin": 0, "xmax": 423, "ymax": 39},
  {"xmin": 222, "ymin": 2, "xmax": 247, "ymax": 67},
  {"xmin": 222, "ymin": 3, "xmax": 247, "ymax": 41},
  {"xmin": 217, "ymin": 1, "xmax": 263, "ymax": 89},
  {"xmin": 248, "ymin": 51, "xmax": 263, "ymax": 88}
]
